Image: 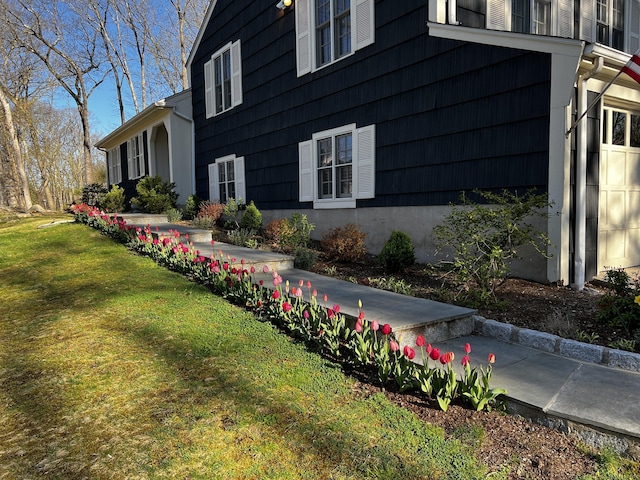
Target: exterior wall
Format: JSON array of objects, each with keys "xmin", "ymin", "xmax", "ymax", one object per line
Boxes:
[
  {"xmin": 192, "ymin": 1, "xmax": 553, "ymax": 207},
  {"xmin": 191, "ymin": 0, "xmax": 560, "ymax": 282},
  {"xmin": 169, "ymin": 113, "xmax": 195, "ymax": 204}
]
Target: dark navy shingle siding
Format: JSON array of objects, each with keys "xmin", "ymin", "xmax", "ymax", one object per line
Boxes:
[{"xmin": 192, "ymin": 0, "xmax": 552, "ymax": 210}]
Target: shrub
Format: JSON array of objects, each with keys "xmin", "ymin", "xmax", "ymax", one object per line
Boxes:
[
  {"xmin": 378, "ymin": 231, "xmax": 415, "ymax": 273},
  {"xmin": 166, "ymin": 208, "xmax": 183, "ymax": 223},
  {"xmin": 82, "ymin": 183, "xmax": 108, "ymax": 207},
  {"xmin": 228, "ymin": 228, "xmax": 257, "ymax": 248},
  {"xmin": 264, "ymin": 218, "xmax": 292, "ymax": 247},
  {"xmin": 130, "ymin": 175, "xmax": 178, "ymax": 214},
  {"xmin": 240, "ymin": 201, "xmax": 262, "ymax": 230},
  {"xmin": 191, "ymin": 216, "xmax": 216, "ymax": 230},
  {"xmin": 223, "ymin": 197, "xmax": 244, "ymax": 229},
  {"xmin": 197, "ymin": 201, "xmax": 225, "ymax": 224},
  {"xmin": 102, "ymin": 185, "xmax": 126, "ymax": 212},
  {"xmin": 282, "ymin": 213, "xmax": 314, "ymax": 249},
  {"xmin": 597, "ymin": 268, "xmax": 640, "ymax": 343},
  {"xmin": 184, "ymin": 194, "xmax": 202, "ymax": 220},
  {"xmin": 432, "ymin": 189, "xmax": 551, "ymax": 299},
  {"xmin": 294, "ymin": 246, "xmax": 318, "ymax": 270},
  {"xmin": 321, "ymin": 224, "xmax": 367, "ymax": 262}
]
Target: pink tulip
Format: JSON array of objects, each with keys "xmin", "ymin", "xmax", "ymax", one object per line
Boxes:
[
  {"xmin": 299, "ymin": 279, "xmax": 304, "ymax": 287},
  {"xmin": 389, "ymin": 340, "xmax": 399, "ymax": 352},
  {"xmin": 371, "ymin": 320, "xmax": 379, "ymax": 331},
  {"xmin": 488, "ymin": 353, "xmax": 496, "ymax": 364},
  {"xmin": 465, "ymin": 343, "xmax": 471, "ymax": 354},
  {"xmin": 263, "ymin": 265, "xmax": 270, "ymax": 274},
  {"xmin": 416, "ymin": 335, "xmax": 425, "ymax": 347},
  {"xmin": 461, "ymin": 355, "xmax": 470, "ymax": 367},
  {"xmin": 355, "ymin": 320, "xmax": 363, "ymax": 333}
]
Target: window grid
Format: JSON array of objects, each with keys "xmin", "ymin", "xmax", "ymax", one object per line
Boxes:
[
  {"xmin": 316, "ymin": 133, "xmax": 352, "ymax": 200},
  {"xmin": 214, "ymin": 49, "xmax": 232, "ymax": 114},
  {"xmin": 218, "ymin": 160, "xmax": 236, "ymax": 203},
  {"xmin": 315, "ymin": 0, "xmax": 351, "ymax": 68},
  {"xmin": 533, "ymin": 0, "xmax": 550, "ymax": 35},
  {"xmin": 597, "ymin": 0, "xmax": 625, "ymax": 49}
]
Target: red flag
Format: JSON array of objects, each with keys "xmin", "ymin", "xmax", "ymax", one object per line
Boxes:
[{"xmin": 622, "ymin": 51, "xmax": 640, "ymax": 84}]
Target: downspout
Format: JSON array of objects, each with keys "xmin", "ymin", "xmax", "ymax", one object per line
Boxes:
[{"xmin": 573, "ymin": 57, "xmax": 603, "ymax": 290}]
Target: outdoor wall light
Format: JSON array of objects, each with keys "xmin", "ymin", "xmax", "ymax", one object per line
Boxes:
[{"xmin": 276, "ymin": 0, "xmax": 292, "ymax": 10}]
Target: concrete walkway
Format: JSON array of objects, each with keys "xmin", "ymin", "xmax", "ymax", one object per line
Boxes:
[{"xmin": 122, "ymin": 215, "xmax": 640, "ymax": 455}]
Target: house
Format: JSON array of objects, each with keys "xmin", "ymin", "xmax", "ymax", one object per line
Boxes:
[
  {"xmin": 183, "ymin": 0, "xmax": 640, "ymax": 288},
  {"xmin": 95, "ymin": 89, "xmax": 195, "ymax": 206}
]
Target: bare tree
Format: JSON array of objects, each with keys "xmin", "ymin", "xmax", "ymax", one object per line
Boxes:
[{"xmin": 6, "ymin": 0, "xmax": 108, "ymax": 186}]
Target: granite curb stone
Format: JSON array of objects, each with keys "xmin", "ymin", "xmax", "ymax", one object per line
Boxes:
[{"xmin": 474, "ymin": 315, "xmax": 640, "ymax": 373}]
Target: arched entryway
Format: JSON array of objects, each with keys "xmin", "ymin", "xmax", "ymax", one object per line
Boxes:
[{"xmin": 151, "ymin": 124, "xmax": 170, "ymax": 182}]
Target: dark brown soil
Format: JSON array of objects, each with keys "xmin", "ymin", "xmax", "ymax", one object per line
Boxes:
[{"xmin": 309, "ymin": 254, "xmax": 637, "ymax": 479}]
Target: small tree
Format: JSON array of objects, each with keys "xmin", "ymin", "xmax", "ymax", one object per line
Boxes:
[
  {"xmin": 130, "ymin": 175, "xmax": 178, "ymax": 214},
  {"xmin": 432, "ymin": 189, "xmax": 552, "ymax": 300},
  {"xmin": 378, "ymin": 231, "xmax": 415, "ymax": 273},
  {"xmin": 102, "ymin": 185, "xmax": 126, "ymax": 212}
]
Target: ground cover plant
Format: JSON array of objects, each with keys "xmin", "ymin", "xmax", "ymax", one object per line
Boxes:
[{"xmin": 1, "ymin": 215, "xmax": 491, "ymax": 479}]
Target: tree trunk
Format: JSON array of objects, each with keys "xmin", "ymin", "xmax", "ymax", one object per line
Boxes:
[
  {"xmin": 0, "ymin": 84, "xmax": 32, "ymax": 209},
  {"xmin": 78, "ymin": 98, "xmax": 93, "ymax": 185}
]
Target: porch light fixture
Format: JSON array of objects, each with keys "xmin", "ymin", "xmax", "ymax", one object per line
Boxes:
[{"xmin": 276, "ymin": 0, "xmax": 292, "ymax": 9}]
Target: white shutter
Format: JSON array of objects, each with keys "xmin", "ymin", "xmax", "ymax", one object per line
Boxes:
[
  {"xmin": 299, "ymin": 140, "xmax": 314, "ymax": 202},
  {"xmin": 557, "ymin": 0, "xmax": 572, "ymax": 37},
  {"xmin": 355, "ymin": 125, "xmax": 375, "ymax": 199},
  {"xmin": 629, "ymin": 0, "xmax": 640, "ymax": 53},
  {"xmin": 127, "ymin": 139, "xmax": 134, "ymax": 180},
  {"xmin": 208, "ymin": 162, "xmax": 220, "ymax": 202},
  {"xmin": 354, "ymin": 0, "xmax": 375, "ymax": 51},
  {"xmin": 204, "ymin": 59, "xmax": 213, "ymax": 118},
  {"xmin": 231, "ymin": 41, "xmax": 243, "ymax": 107},
  {"xmin": 234, "ymin": 156, "xmax": 246, "ymax": 202},
  {"xmin": 296, "ymin": 0, "xmax": 312, "ymax": 76},
  {"xmin": 486, "ymin": 0, "xmax": 508, "ymax": 30},
  {"xmin": 581, "ymin": 0, "xmax": 594, "ymax": 42}
]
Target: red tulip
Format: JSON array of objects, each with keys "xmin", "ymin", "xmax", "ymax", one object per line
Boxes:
[
  {"xmin": 488, "ymin": 353, "xmax": 496, "ymax": 364},
  {"xmin": 465, "ymin": 343, "xmax": 471, "ymax": 354},
  {"xmin": 381, "ymin": 324, "xmax": 392, "ymax": 336},
  {"xmin": 461, "ymin": 355, "xmax": 470, "ymax": 367},
  {"xmin": 439, "ymin": 353, "xmax": 448, "ymax": 365},
  {"xmin": 299, "ymin": 279, "xmax": 304, "ymax": 287},
  {"xmin": 358, "ymin": 310, "xmax": 365, "ymax": 321},
  {"xmin": 323, "ymin": 293, "xmax": 329, "ymax": 303},
  {"xmin": 430, "ymin": 347, "xmax": 440, "ymax": 361},
  {"xmin": 333, "ymin": 304, "xmax": 340, "ymax": 313},
  {"xmin": 272, "ymin": 290, "xmax": 280, "ymax": 300},
  {"xmin": 426, "ymin": 343, "xmax": 432, "ymax": 354},
  {"xmin": 416, "ymin": 335, "xmax": 425, "ymax": 347},
  {"xmin": 404, "ymin": 345, "xmax": 416, "ymax": 360},
  {"xmin": 282, "ymin": 302, "xmax": 292, "ymax": 313}
]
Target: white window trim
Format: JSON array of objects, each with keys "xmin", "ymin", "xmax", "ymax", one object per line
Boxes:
[
  {"xmin": 299, "ymin": 123, "xmax": 375, "ymax": 209},
  {"xmin": 295, "ymin": 0, "xmax": 374, "ymax": 76},
  {"xmin": 108, "ymin": 147, "xmax": 122, "ymax": 184},
  {"xmin": 208, "ymin": 154, "xmax": 246, "ymax": 203},
  {"xmin": 487, "ymin": 0, "xmax": 572, "ymax": 37},
  {"xmin": 127, "ymin": 134, "xmax": 146, "ymax": 180},
  {"xmin": 204, "ymin": 40, "xmax": 243, "ymax": 118}
]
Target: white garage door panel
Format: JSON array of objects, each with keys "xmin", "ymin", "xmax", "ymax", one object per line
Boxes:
[{"xmin": 600, "ymin": 144, "xmax": 640, "ymax": 270}]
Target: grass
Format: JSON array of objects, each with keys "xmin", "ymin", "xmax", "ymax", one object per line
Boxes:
[{"xmin": 0, "ymin": 216, "xmax": 488, "ymax": 479}]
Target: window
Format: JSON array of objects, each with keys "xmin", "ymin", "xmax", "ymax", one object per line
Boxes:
[
  {"xmin": 510, "ymin": 0, "xmax": 549, "ymax": 34},
  {"xmin": 208, "ymin": 154, "xmax": 245, "ymax": 203},
  {"xmin": 127, "ymin": 134, "xmax": 145, "ymax": 180},
  {"xmin": 204, "ymin": 40, "xmax": 242, "ymax": 118},
  {"xmin": 299, "ymin": 123, "xmax": 375, "ymax": 208},
  {"xmin": 295, "ymin": 0, "xmax": 374, "ymax": 76},
  {"xmin": 603, "ymin": 108, "xmax": 640, "ymax": 147},
  {"xmin": 108, "ymin": 146, "xmax": 121, "ymax": 184},
  {"xmin": 597, "ymin": 0, "xmax": 624, "ymax": 50}
]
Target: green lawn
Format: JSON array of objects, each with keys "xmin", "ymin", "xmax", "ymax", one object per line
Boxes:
[{"xmin": 0, "ymin": 216, "xmax": 487, "ymax": 479}]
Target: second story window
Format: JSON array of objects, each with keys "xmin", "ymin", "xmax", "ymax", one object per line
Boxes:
[
  {"xmin": 597, "ymin": 0, "xmax": 625, "ymax": 50},
  {"xmin": 533, "ymin": 0, "xmax": 551, "ymax": 34},
  {"xmin": 295, "ymin": 0, "xmax": 374, "ymax": 76},
  {"xmin": 204, "ymin": 40, "xmax": 243, "ymax": 118},
  {"xmin": 510, "ymin": 0, "xmax": 550, "ymax": 34}
]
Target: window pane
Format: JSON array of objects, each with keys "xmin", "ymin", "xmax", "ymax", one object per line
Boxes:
[
  {"xmin": 597, "ymin": 0, "xmax": 608, "ymax": 22},
  {"xmin": 317, "ymin": 26, "xmax": 331, "ymax": 65},
  {"xmin": 218, "ymin": 162, "xmax": 226, "ymax": 182},
  {"xmin": 214, "ymin": 56, "xmax": 223, "ymax": 113},
  {"xmin": 630, "ymin": 114, "xmax": 640, "ymax": 147},
  {"xmin": 603, "ymin": 109, "xmax": 609, "ymax": 144},
  {"xmin": 336, "ymin": 13, "xmax": 351, "ymax": 57},
  {"xmin": 612, "ymin": 111, "xmax": 625, "ymax": 145},
  {"xmin": 227, "ymin": 160, "xmax": 235, "ymax": 182},
  {"xmin": 223, "ymin": 50, "xmax": 232, "ymax": 110},
  {"xmin": 316, "ymin": 0, "xmax": 330, "ymax": 24},
  {"xmin": 337, "ymin": 165, "xmax": 352, "ymax": 198},
  {"xmin": 533, "ymin": 0, "xmax": 550, "ymax": 35},
  {"xmin": 317, "ymin": 138, "xmax": 333, "ymax": 167},
  {"xmin": 318, "ymin": 169, "xmax": 333, "ymax": 198},
  {"xmin": 511, "ymin": 0, "xmax": 529, "ymax": 33},
  {"xmin": 220, "ymin": 183, "xmax": 227, "ymax": 203},
  {"xmin": 336, "ymin": 134, "xmax": 352, "ymax": 164},
  {"xmin": 228, "ymin": 182, "xmax": 236, "ymax": 200}
]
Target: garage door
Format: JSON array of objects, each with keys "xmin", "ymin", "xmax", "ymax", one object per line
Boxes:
[{"xmin": 599, "ymin": 108, "xmax": 640, "ymax": 271}]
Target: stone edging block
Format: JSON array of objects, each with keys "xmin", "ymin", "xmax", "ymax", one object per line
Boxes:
[{"xmin": 472, "ymin": 315, "xmax": 640, "ymax": 373}]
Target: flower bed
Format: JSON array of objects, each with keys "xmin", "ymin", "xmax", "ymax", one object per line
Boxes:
[{"xmin": 73, "ymin": 204, "xmax": 506, "ymax": 412}]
